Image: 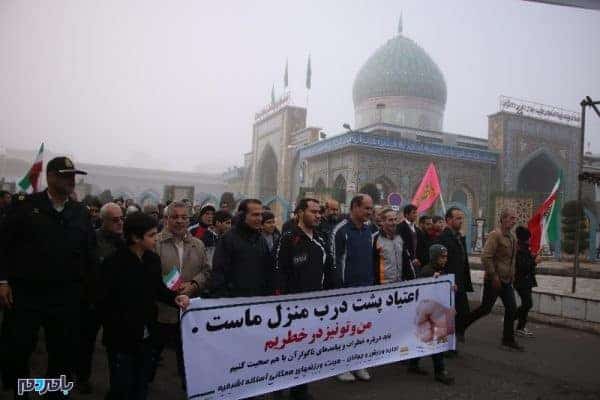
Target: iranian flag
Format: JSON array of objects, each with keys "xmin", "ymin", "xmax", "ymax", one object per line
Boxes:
[
  {"xmin": 527, "ymin": 171, "xmax": 562, "ymax": 255},
  {"xmin": 18, "ymin": 143, "xmax": 44, "ymax": 192},
  {"xmin": 163, "ymin": 267, "xmax": 184, "ymax": 291}
]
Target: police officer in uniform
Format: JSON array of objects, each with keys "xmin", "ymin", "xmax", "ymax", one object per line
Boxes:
[{"xmin": 0, "ymin": 157, "xmax": 95, "ymax": 399}]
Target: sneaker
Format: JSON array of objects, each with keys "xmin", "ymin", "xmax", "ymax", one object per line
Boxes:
[
  {"xmin": 501, "ymin": 340, "xmax": 525, "ymax": 352},
  {"xmin": 434, "ymin": 370, "xmax": 455, "ymax": 385},
  {"xmin": 353, "ymin": 369, "xmax": 371, "ymax": 381},
  {"xmin": 407, "ymin": 365, "xmax": 429, "ymax": 376},
  {"xmin": 522, "ymin": 327, "xmax": 534, "ymax": 337},
  {"xmin": 77, "ymin": 380, "xmax": 93, "ymax": 394},
  {"xmin": 336, "ymin": 372, "xmax": 356, "ymax": 382}
]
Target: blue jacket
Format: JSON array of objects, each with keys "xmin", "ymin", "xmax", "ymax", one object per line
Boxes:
[{"xmin": 331, "ymin": 218, "xmax": 380, "ymax": 287}]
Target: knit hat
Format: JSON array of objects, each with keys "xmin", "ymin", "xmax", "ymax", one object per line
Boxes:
[
  {"xmin": 199, "ymin": 204, "xmax": 216, "ymax": 217},
  {"xmin": 429, "ymin": 244, "xmax": 448, "ymax": 263},
  {"xmin": 516, "ymin": 226, "xmax": 531, "ymax": 242}
]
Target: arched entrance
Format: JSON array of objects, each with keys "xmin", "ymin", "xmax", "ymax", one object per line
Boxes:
[
  {"xmin": 314, "ymin": 177, "xmax": 326, "ymax": 193},
  {"xmin": 257, "ymin": 145, "xmax": 278, "ymax": 200},
  {"xmin": 138, "ymin": 190, "xmax": 160, "ymax": 207},
  {"xmin": 451, "ymin": 186, "xmax": 475, "ymax": 212},
  {"xmin": 374, "ymin": 176, "xmax": 395, "ymax": 205},
  {"xmin": 333, "ymin": 175, "xmax": 347, "ymax": 205},
  {"xmin": 517, "ymin": 151, "xmax": 560, "ymax": 194}
]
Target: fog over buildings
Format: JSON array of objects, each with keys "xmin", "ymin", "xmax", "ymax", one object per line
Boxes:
[{"xmin": 0, "ymin": 0, "xmax": 598, "ymax": 173}]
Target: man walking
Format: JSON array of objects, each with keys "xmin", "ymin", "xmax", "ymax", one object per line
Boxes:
[
  {"xmin": 0, "ymin": 157, "xmax": 95, "ymax": 399},
  {"xmin": 397, "ymin": 204, "xmax": 422, "ymax": 276},
  {"xmin": 331, "ymin": 194, "xmax": 379, "ymax": 382},
  {"xmin": 436, "ymin": 207, "xmax": 473, "ymax": 344},
  {"xmin": 318, "ymin": 199, "xmax": 340, "ymax": 237},
  {"xmin": 275, "ymin": 198, "xmax": 339, "ymax": 399},
  {"xmin": 210, "ymin": 199, "xmax": 273, "ymax": 297},
  {"xmin": 377, "ymin": 208, "xmax": 405, "ymax": 284},
  {"xmin": 464, "ymin": 209, "xmax": 523, "ymax": 351},
  {"xmin": 76, "ymin": 202, "xmax": 125, "ymax": 394},
  {"xmin": 153, "ymin": 201, "xmax": 211, "ymax": 387}
]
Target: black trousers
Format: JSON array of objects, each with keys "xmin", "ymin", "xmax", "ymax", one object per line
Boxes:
[
  {"xmin": 408, "ymin": 353, "xmax": 445, "ymax": 374},
  {"xmin": 76, "ymin": 302, "xmax": 102, "ymax": 382},
  {"xmin": 515, "ymin": 286, "xmax": 533, "ymax": 330},
  {"xmin": 150, "ymin": 322, "xmax": 185, "ymax": 385},
  {"xmin": 1, "ymin": 308, "xmax": 16, "ymax": 391},
  {"xmin": 106, "ymin": 340, "xmax": 153, "ymax": 400},
  {"xmin": 9, "ymin": 282, "xmax": 80, "ymax": 399},
  {"xmin": 464, "ymin": 280, "xmax": 517, "ymax": 342},
  {"xmin": 454, "ymin": 291, "xmax": 470, "ymax": 336}
]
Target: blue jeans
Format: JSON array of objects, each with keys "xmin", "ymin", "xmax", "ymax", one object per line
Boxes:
[{"xmin": 106, "ymin": 340, "xmax": 153, "ymax": 400}]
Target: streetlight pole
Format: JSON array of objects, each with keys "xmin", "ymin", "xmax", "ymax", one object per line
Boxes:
[
  {"xmin": 572, "ymin": 100, "xmax": 586, "ymax": 293},
  {"xmin": 573, "ymin": 97, "xmax": 600, "ymax": 293}
]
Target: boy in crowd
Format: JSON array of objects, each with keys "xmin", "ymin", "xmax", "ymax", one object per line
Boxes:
[
  {"xmin": 409, "ymin": 244, "xmax": 455, "ymax": 385},
  {"xmin": 98, "ymin": 212, "xmax": 190, "ymax": 400}
]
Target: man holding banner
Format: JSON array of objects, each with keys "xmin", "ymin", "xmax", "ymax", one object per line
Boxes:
[
  {"xmin": 331, "ymin": 194, "xmax": 379, "ymax": 383},
  {"xmin": 275, "ymin": 198, "xmax": 339, "ymax": 399}
]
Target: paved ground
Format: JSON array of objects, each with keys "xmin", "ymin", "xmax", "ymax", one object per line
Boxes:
[
  {"xmin": 19, "ymin": 313, "xmax": 600, "ymax": 400},
  {"xmin": 469, "ymin": 256, "xmax": 600, "ymax": 279},
  {"xmin": 470, "ymin": 270, "xmax": 600, "ymax": 301}
]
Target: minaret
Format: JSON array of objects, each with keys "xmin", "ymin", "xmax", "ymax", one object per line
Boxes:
[{"xmin": 398, "ymin": 13, "xmax": 403, "ymax": 35}]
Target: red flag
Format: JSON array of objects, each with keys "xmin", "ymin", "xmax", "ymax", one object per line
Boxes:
[{"xmin": 412, "ymin": 163, "xmax": 442, "ymax": 213}]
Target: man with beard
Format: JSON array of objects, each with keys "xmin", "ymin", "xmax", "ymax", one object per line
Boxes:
[
  {"xmin": 0, "ymin": 157, "xmax": 95, "ymax": 399},
  {"xmin": 318, "ymin": 199, "xmax": 340, "ymax": 238},
  {"xmin": 436, "ymin": 207, "xmax": 473, "ymax": 347},
  {"xmin": 275, "ymin": 198, "xmax": 340, "ymax": 400}
]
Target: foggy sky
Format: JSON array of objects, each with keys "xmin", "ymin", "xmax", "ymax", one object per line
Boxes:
[{"xmin": 1, "ymin": 0, "xmax": 599, "ymax": 173}]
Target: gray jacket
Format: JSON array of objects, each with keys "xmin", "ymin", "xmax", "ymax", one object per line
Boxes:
[{"xmin": 378, "ymin": 233, "xmax": 404, "ymax": 284}]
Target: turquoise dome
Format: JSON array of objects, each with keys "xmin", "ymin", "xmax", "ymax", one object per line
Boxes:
[{"xmin": 352, "ymin": 33, "xmax": 447, "ymax": 107}]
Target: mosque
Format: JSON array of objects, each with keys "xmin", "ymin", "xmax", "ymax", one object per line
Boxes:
[{"xmin": 224, "ymin": 18, "xmax": 597, "ymax": 255}]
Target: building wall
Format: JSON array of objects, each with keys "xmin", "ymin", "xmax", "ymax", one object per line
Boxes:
[
  {"xmin": 301, "ymin": 147, "xmax": 498, "ymax": 217},
  {"xmin": 355, "ymin": 96, "xmax": 444, "ymax": 131},
  {"xmin": 489, "ymin": 112, "xmax": 579, "ymax": 201}
]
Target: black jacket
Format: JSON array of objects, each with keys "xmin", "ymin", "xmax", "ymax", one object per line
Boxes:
[
  {"xmin": 98, "ymin": 247, "xmax": 176, "ymax": 352},
  {"xmin": 417, "ymin": 229, "xmax": 432, "ymax": 266},
  {"xmin": 0, "ymin": 190, "xmax": 95, "ymax": 284},
  {"xmin": 436, "ymin": 227, "xmax": 473, "ymax": 293},
  {"xmin": 397, "ymin": 221, "xmax": 423, "ymax": 280},
  {"xmin": 209, "ymin": 222, "xmax": 273, "ymax": 297},
  {"xmin": 275, "ymin": 225, "xmax": 340, "ymax": 294},
  {"xmin": 515, "ymin": 243, "xmax": 538, "ymax": 289},
  {"xmin": 317, "ymin": 215, "xmax": 339, "ymax": 239}
]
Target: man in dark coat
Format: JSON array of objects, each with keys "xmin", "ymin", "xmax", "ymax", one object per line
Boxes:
[
  {"xmin": 0, "ymin": 157, "xmax": 96, "ymax": 399},
  {"xmin": 436, "ymin": 207, "xmax": 473, "ymax": 343},
  {"xmin": 397, "ymin": 204, "xmax": 422, "ymax": 278},
  {"xmin": 209, "ymin": 199, "xmax": 273, "ymax": 298}
]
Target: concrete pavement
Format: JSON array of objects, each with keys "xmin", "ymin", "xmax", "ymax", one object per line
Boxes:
[{"xmin": 20, "ymin": 313, "xmax": 600, "ymax": 400}]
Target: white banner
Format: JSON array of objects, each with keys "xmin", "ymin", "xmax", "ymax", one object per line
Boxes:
[{"xmin": 181, "ymin": 276, "xmax": 455, "ymax": 400}]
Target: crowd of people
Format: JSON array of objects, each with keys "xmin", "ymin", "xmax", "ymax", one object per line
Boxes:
[{"xmin": 0, "ymin": 156, "xmax": 539, "ymax": 400}]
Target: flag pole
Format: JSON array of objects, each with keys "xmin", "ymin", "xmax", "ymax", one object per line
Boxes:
[{"xmin": 439, "ymin": 190, "xmax": 447, "ymax": 215}]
